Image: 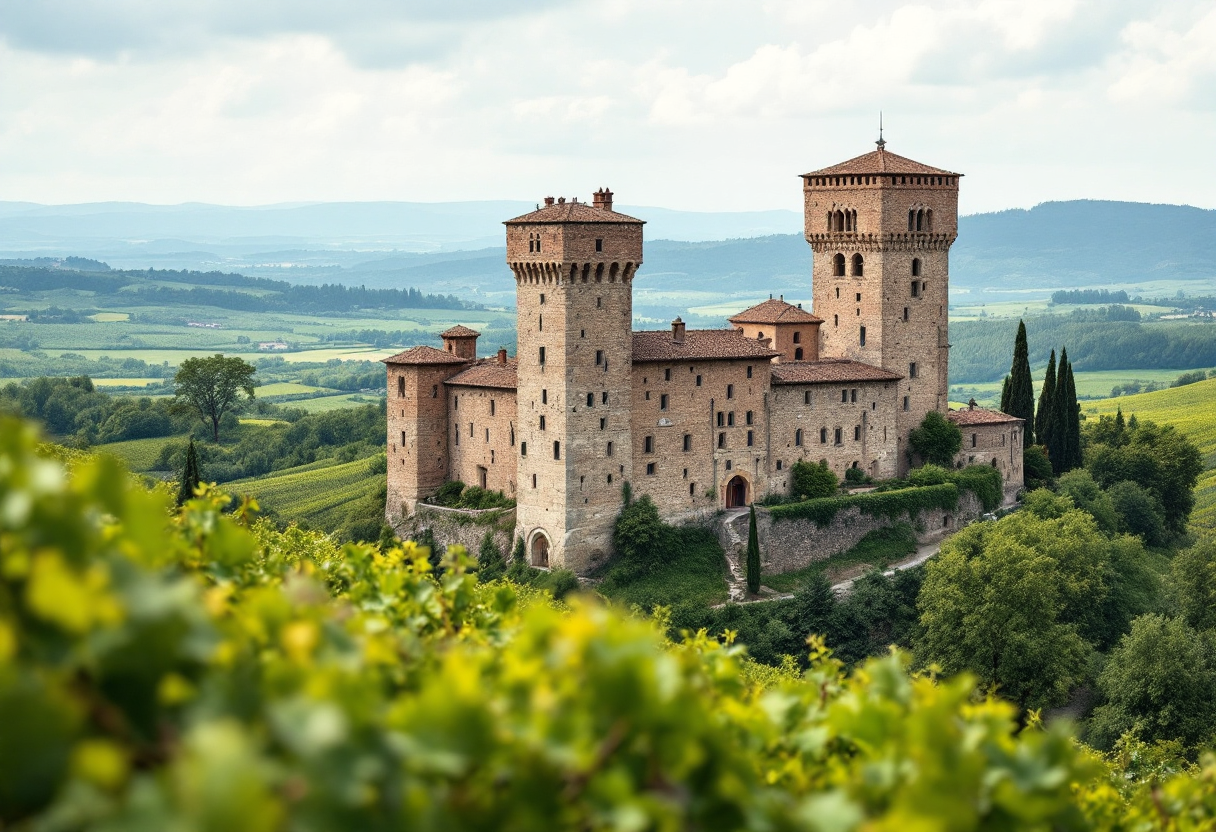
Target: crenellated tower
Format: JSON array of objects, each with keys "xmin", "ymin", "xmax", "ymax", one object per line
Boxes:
[
  {"xmin": 505, "ymin": 192, "xmax": 643, "ymax": 572},
  {"xmin": 802, "ymin": 138, "xmax": 960, "ymax": 474}
]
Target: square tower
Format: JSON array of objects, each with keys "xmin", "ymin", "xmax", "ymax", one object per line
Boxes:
[
  {"xmin": 802, "ymin": 142, "xmax": 961, "ymax": 474},
  {"xmin": 505, "ymin": 192, "xmax": 643, "ymax": 573}
]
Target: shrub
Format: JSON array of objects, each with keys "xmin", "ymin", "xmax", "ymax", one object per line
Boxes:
[
  {"xmin": 1024, "ymin": 445, "xmax": 1054, "ymax": 490},
  {"xmin": 433, "ymin": 480, "xmax": 466, "ymax": 506},
  {"xmin": 613, "ymin": 494, "xmax": 665, "ymax": 573},
  {"xmin": 791, "ymin": 460, "xmax": 837, "ymax": 499},
  {"xmin": 477, "ymin": 530, "xmax": 506, "ymax": 582},
  {"xmin": 769, "ymin": 483, "xmax": 960, "ymax": 527},
  {"xmin": 908, "ymin": 411, "xmax": 962, "ymax": 467},
  {"xmin": 844, "ymin": 466, "xmax": 870, "ymax": 485}
]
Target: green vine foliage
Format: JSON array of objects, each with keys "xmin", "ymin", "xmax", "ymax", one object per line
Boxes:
[
  {"xmin": 768, "ymin": 483, "xmax": 961, "ymax": 526},
  {"xmin": 4, "ymin": 414, "xmax": 1216, "ymax": 829}
]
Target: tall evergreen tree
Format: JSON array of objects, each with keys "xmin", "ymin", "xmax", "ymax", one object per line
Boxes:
[
  {"xmin": 1004, "ymin": 320, "xmax": 1035, "ymax": 430},
  {"xmin": 1034, "ymin": 349, "xmax": 1057, "ymax": 449},
  {"xmin": 175, "ymin": 437, "xmax": 201, "ymax": 506},
  {"xmin": 746, "ymin": 505, "xmax": 761, "ymax": 595},
  {"xmin": 1061, "ymin": 357, "xmax": 1083, "ymax": 470},
  {"xmin": 1048, "ymin": 347, "xmax": 1080, "ymax": 474},
  {"xmin": 999, "ymin": 375, "xmax": 1012, "ymax": 414}
]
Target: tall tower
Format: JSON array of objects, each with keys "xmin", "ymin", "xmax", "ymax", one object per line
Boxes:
[
  {"xmin": 802, "ymin": 138, "xmax": 961, "ymax": 474},
  {"xmin": 505, "ymin": 191, "xmax": 643, "ymax": 572}
]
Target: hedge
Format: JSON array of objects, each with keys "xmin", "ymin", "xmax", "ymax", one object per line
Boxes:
[{"xmin": 768, "ymin": 483, "xmax": 960, "ymax": 526}]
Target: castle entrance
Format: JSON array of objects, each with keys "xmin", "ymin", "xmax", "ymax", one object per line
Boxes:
[
  {"xmin": 530, "ymin": 533, "xmax": 550, "ymax": 568},
  {"xmin": 726, "ymin": 476, "xmax": 748, "ymax": 509}
]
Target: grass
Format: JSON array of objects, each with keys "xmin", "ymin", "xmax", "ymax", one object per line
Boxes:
[
  {"xmin": 595, "ymin": 526, "xmax": 730, "ymax": 610},
  {"xmin": 761, "ymin": 524, "xmax": 918, "ymax": 594},
  {"xmin": 951, "ymin": 367, "xmax": 1215, "ymax": 408},
  {"xmin": 1083, "ymin": 377, "xmax": 1216, "ymax": 530},
  {"xmin": 90, "ymin": 377, "xmax": 166, "ymax": 388},
  {"xmin": 239, "ymin": 418, "xmax": 290, "ymax": 426},
  {"xmin": 288, "ymin": 393, "xmax": 385, "ymax": 413},
  {"xmin": 96, "ymin": 434, "xmax": 188, "ymax": 472},
  {"xmin": 227, "ymin": 455, "xmax": 381, "ymax": 528},
  {"xmin": 255, "ymin": 381, "xmax": 328, "ymax": 397}
]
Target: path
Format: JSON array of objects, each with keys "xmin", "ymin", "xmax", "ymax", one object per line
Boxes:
[{"xmin": 715, "ymin": 508, "xmax": 943, "ymax": 606}]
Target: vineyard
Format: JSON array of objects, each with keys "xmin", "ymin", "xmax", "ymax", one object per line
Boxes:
[
  {"xmin": 1085, "ymin": 377, "xmax": 1216, "ymax": 528},
  {"xmin": 5, "ymin": 412, "xmax": 1216, "ymax": 829},
  {"xmin": 227, "ymin": 454, "xmax": 384, "ymax": 529}
]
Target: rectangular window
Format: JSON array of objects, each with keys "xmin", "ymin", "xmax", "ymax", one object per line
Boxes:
[
  {"xmin": 532, "ymin": 473, "xmax": 537, "ymax": 488},
  {"xmin": 644, "ymin": 436, "xmax": 654, "ymax": 453},
  {"xmin": 727, "ymin": 412, "xmax": 735, "ymax": 427},
  {"xmin": 746, "ymin": 410, "xmax": 753, "ymax": 425},
  {"xmin": 397, "ymin": 376, "xmax": 405, "ymax": 397},
  {"xmin": 607, "ymin": 441, "xmax": 614, "ymax": 456},
  {"xmin": 820, "ymin": 428, "xmax": 827, "ymax": 444},
  {"xmin": 909, "ymin": 362, "xmax": 918, "ymax": 378},
  {"xmin": 600, "ymin": 417, "xmax": 606, "ymax": 430},
  {"xmin": 554, "ymin": 441, "xmax": 561, "ymax": 460},
  {"xmin": 539, "ymin": 346, "xmax": 546, "ymax": 365},
  {"xmin": 860, "ymin": 326, "xmax": 866, "ymax": 346},
  {"xmin": 454, "ymin": 395, "xmax": 458, "ymax": 409},
  {"xmin": 903, "ymin": 306, "xmax": 909, "ymax": 322},
  {"xmin": 587, "ymin": 392, "xmax": 594, "ymax": 407},
  {"xmin": 454, "ymin": 426, "xmax": 459, "ymax": 445},
  {"xmin": 490, "ymin": 400, "xmax": 496, "ymax": 416},
  {"xmin": 911, "ymin": 281, "xmax": 919, "ymax": 298},
  {"xmin": 718, "ymin": 432, "xmax": 726, "ymax": 448},
  {"xmin": 595, "ymin": 350, "xmax": 603, "ymax": 365},
  {"xmin": 432, "ymin": 385, "xmax": 438, "ymax": 398},
  {"xmin": 646, "ymin": 462, "xmax": 656, "ymax": 476},
  {"xmin": 469, "ymin": 422, "xmax": 474, "ymax": 437},
  {"xmin": 851, "ymin": 389, "xmax": 857, "ymax": 403},
  {"xmin": 602, "ymin": 392, "xmax": 608, "ymax": 404},
  {"xmin": 595, "ymin": 238, "xmax": 603, "ymax": 252},
  {"xmin": 856, "ymin": 292, "xmax": 862, "ymax": 302},
  {"xmin": 539, "ymin": 415, "xmax": 546, "ymax": 430},
  {"xmin": 538, "ymin": 314, "xmax": 542, "ymax": 331},
  {"xmin": 539, "ymin": 293, "xmax": 545, "ymax": 304},
  {"xmin": 725, "ymin": 460, "xmax": 733, "ymax": 471},
  {"xmin": 793, "ymin": 331, "xmax": 801, "ymax": 344},
  {"xmin": 664, "ymin": 368, "xmax": 671, "ymax": 381},
  {"xmin": 542, "ymin": 389, "xmax": 547, "ymax": 404},
  {"xmin": 747, "ymin": 365, "xmax": 753, "ymax": 378},
  {"xmin": 683, "ymin": 434, "xmax": 692, "ymax": 451},
  {"xmin": 689, "ymin": 483, "xmax": 695, "ymax": 496},
  {"xmin": 776, "ymin": 460, "xmax": 783, "ymax": 470},
  {"xmin": 400, "ymin": 430, "xmax": 406, "ymax": 446},
  {"xmin": 903, "ymin": 396, "xmax": 910, "ymax": 411},
  {"xmin": 854, "ymin": 426, "xmax": 861, "ymax": 441},
  {"xmin": 747, "ymin": 430, "xmax": 754, "ymax": 447},
  {"xmin": 485, "ymin": 428, "xmax": 490, "ymax": 442},
  {"xmin": 645, "ymin": 391, "xmax": 650, "ymax": 401},
  {"xmin": 717, "ymin": 412, "xmax": 725, "ymax": 427},
  {"xmin": 834, "ymin": 428, "xmax": 843, "ymax": 445},
  {"xmin": 841, "ymin": 389, "xmax": 848, "ymax": 403},
  {"xmin": 726, "ymin": 384, "xmax": 734, "ymax": 399},
  {"xmin": 520, "ymin": 441, "xmax": 527, "ymax": 456},
  {"xmin": 804, "ymin": 390, "xmax": 812, "ymax": 405},
  {"xmin": 696, "ymin": 374, "xmax": 702, "ymax": 387},
  {"xmin": 972, "ymin": 433, "xmax": 978, "ymax": 448},
  {"xmin": 660, "ymin": 393, "xmax": 669, "ymax": 410}
]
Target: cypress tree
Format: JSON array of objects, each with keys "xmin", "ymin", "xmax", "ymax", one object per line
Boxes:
[
  {"xmin": 1062, "ymin": 357, "xmax": 1083, "ymax": 470},
  {"xmin": 176, "ymin": 438, "xmax": 201, "ymax": 506},
  {"xmin": 746, "ymin": 505, "xmax": 761, "ymax": 595},
  {"xmin": 1048, "ymin": 347, "xmax": 1074, "ymax": 474},
  {"xmin": 1005, "ymin": 320, "xmax": 1035, "ymax": 429},
  {"xmin": 1034, "ymin": 349, "xmax": 1056, "ymax": 449},
  {"xmin": 999, "ymin": 375, "xmax": 1012, "ymax": 414}
]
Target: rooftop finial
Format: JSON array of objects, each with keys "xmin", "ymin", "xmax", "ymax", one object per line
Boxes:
[{"xmin": 876, "ymin": 112, "xmax": 886, "ymax": 151}]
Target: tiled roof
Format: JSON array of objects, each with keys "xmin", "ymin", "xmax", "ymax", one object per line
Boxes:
[
  {"xmin": 947, "ymin": 407, "xmax": 1023, "ymax": 426},
  {"xmin": 631, "ymin": 329, "xmax": 779, "ymax": 363},
  {"xmin": 440, "ymin": 324, "xmax": 481, "ymax": 338},
  {"xmin": 803, "ymin": 148, "xmax": 959, "ymax": 178},
  {"xmin": 729, "ymin": 297, "xmax": 823, "ymax": 325},
  {"xmin": 381, "ymin": 345, "xmax": 468, "ymax": 366},
  {"xmin": 504, "ymin": 201, "xmax": 644, "ymax": 225},
  {"xmin": 770, "ymin": 359, "xmax": 902, "ymax": 384},
  {"xmin": 445, "ymin": 359, "xmax": 518, "ymax": 390}
]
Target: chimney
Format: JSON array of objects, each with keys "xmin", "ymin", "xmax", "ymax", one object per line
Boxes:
[
  {"xmin": 557, "ymin": 196, "xmax": 566, "ymax": 204},
  {"xmin": 671, "ymin": 316, "xmax": 686, "ymax": 344},
  {"xmin": 592, "ymin": 188, "xmax": 614, "ymax": 211},
  {"xmin": 497, "ymin": 348, "xmax": 507, "ymax": 365},
  {"xmin": 544, "ymin": 196, "xmax": 555, "ymax": 206}
]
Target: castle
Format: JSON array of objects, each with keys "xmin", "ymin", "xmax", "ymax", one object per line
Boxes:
[{"xmin": 384, "ymin": 142, "xmax": 1025, "ymax": 573}]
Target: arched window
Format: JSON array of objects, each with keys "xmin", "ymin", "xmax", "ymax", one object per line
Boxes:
[
  {"xmin": 851, "ymin": 253, "xmax": 864, "ymax": 276},
  {"xmin": 834, "ymin": 210, "xmax": 844, "ymax": 231},
  {"xmin": 794, "ymin": 347, "xmax": 804, "ymax": 360},
  {"xmin": 916, "ymin": 209, "xmax": 924, "ymax": 232},
  {"xmin": 911, "ymin": 258, "xmax": 921, "ymax": 277},
  {"xmin": 793, "ymin": 331, "xmax": 801, "ymax": 344},
  {"xmin": 833, "ymin": 253, "xmax": 845, "ymax": 276},
  {"xmin": 908, "ymin": 210, "xmax": 915, "ymax": 232}
]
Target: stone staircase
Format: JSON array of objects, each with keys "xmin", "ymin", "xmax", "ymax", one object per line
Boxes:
[{"xmin": 719, "ymin": 508, "xmax": 751, "ymax": 603}]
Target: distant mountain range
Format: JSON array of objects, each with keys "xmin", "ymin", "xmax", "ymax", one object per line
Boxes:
[{"xmin": 1, "ymin": 199, "xmax": 1213, "ymax": 322}]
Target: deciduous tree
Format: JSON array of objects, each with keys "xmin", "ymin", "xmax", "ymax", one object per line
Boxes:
[
  {"xmin": 908, "ymin": 411, "xmax": 962, "ymax": 467},
  {"xmin": 173, "ymin": 354, "xmax": 256, "ymax": 441}
]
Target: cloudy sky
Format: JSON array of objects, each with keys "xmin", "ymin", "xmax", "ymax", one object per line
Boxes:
[{"xmin": 1, "ymin": 0, "xmax": 1213, "ymax": 215}]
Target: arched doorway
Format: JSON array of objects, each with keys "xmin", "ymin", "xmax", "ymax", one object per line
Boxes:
[
  {"xmin": 726, "ymin": 476, "xmax": 748, "ymax": 509},
  {"xmin": 530, "ymin": 532, "xmax": 550, "ymax": 568}
]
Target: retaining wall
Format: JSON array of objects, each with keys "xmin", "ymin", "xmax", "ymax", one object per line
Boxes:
[{"xmin": 395, "ymin": 503, "xmax": 517, "ymax": 561}]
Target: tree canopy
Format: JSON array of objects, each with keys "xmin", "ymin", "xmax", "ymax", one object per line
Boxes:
[
  {"xmin": 173, "ymin": 354, "xmax": 257, "ymax": 441},
  {"xmin": 908, "ymin": 410, "xmax": 962, "ymax": 467}
]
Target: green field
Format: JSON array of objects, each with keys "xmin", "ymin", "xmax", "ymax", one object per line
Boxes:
[
  {"xmin": 1084, "ymin": 377, "xmax": 1216, "ymax": 530},
  {"xmin": 255, "ymin": 381, "xmax": 327, "ymax": 397},
  {"xmin": 951, "ymin": 367, "xmax": 1215, "ymax": 408},
  {"xmin": 288, "ymin": 393, "xmax": 385, "ymax": 412},
  {"xmin": 95, "ymin": 434, "xmax": 186, "ymax": 472},
  {"xmin": 227, "ymin": 455, "xmax": 381, "ymax": 529}
]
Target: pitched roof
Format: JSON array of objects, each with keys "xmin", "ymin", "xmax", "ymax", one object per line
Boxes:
[
  {"xmin": 440, "ymin": 324, "xmax": 481, "ymax": 338},
  {"xmin": 381, "ymin": 345, "xmax": 468, "ymax": 366},
  {"xmin": 947, "ymin": 407, "xmax": 1023, "ymax": 426},
  {"xmin": 504, "ymin": 201, "xmax": 644, "ymax": 225},
  {"xmin": 770, "ymin": 359, "xmax": 902, "ymax": 384},
  {"xmin": 445, "ymin": 359, "xmax": 518, "ymax": 390},
  {"xmin": 729, "ymin": 297, "xmax": 823, "ymax": 325},
  {"xmin": 632, "ymin": 329, "xmax": 778, "ymax": 363},
  {"xmin": 803, "ymin": 148, "xmax": 959, "ymax": 178}
]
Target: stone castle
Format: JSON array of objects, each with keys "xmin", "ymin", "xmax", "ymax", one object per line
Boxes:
[{"xmin": 384, "ymin": 141, "xmax": 1025, "ymax": 573}]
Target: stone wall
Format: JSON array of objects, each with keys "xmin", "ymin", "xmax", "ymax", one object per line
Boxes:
[
  {"xmin": 953, "ymin": 420, "xmax": 1025, "ymax": 501},
  {"xmin": 447, "ymin": 386, "xmax": 518, "ymax": 497},
  {"xmin": 395, "ymin": 503, "xmax": 517, "ymax": 563},
  {"xmin": 755, "ymin": 489, "xmax": 982, "ymax": 574}
]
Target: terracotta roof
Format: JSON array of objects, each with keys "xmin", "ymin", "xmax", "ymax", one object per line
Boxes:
[
  {"xmin": 770, "ymin": 359, "xmax": 902, "ymax": 384},
  {"xmin": 446, "ymin": 359, "xmax": 518, "ymax": 390},
  {"xmin": 631, "ymin": 329, "xmax": 778, "ymax": 363},
  {"xmin": 803, "ymin": 148, "xmax": 959, "ymax": 178},
  {"xmin": 729, "ymin": 297, "xmax": 823, "ymax": 325},
  {"xmin": 504, "ymin": 201, "xmax": 644, "ymax": 225},
  {"xmin": 947, "ymin": 407, "xmax": 1023, "ymax": 426},
  {"xmin": 381, "ymin": 345, "xmax": 468, "ymax": 366},
  {"xmin": 440, "ymin": 324, "xmax": 481, "ymax": 338}
]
